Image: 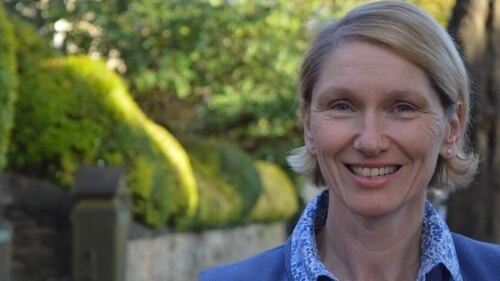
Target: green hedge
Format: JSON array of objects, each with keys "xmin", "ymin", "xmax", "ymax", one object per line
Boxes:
[
  {"xmin": 179, "ymin": 141, "xmax": 261, "ymax": 229},
  {"xmin": 179, "ymin": 157, "xmax": 243, "ymax": 229},
  {"xmin": 8, "ymin": 55, "xmax": 197, "ymax": 227},
  {"xmin": 250, "ymin": 161, "xmax": 299, "ymax": 223},
  {"xmin": 0, "ymin": 3, "xmax": 18, "ymax": 169},
  {"xmin": 180, "ymin": 141, "xmax": 299, "ymax": 229}
]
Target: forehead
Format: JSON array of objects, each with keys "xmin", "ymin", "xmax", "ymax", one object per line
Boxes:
[{"xmin": 313, "ymin": 41, "xmax": 435, "ymax": 100}]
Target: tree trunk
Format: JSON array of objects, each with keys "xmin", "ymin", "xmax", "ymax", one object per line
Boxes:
[{"xmin": 446, "ymin": 0, "xmax": 500, "ymax": 243}]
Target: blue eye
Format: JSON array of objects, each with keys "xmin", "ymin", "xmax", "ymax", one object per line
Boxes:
[
  {"xmin": 331, "ymin": 102, "xmax": 353, "ymax": 111},
  {"xmin": 394, "ymin": 103, "xmax": 414, "ymax": 113}
]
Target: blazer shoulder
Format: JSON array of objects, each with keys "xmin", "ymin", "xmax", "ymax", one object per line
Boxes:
[
  {"xmin": 453, "ymin": 232, "xmax": 500, "ymax": 257},
  {"xmin": 452, "ymin": 233, "xmax": 500, "ymax": 280},
  {"xmin": 199, "ymin": 243, "xmax": 290, "ymax": 281}
]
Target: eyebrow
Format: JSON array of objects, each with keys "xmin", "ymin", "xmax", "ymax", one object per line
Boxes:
[
  {"xmin": 316, "ymin": 86, "xmax": 427, "ymax": 101},
  {"xmin": 315, "ymin": 86, "xmax": 351, "ymax": 97}
]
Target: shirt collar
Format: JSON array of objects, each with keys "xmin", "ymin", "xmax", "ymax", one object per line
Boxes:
[
  {"xmin": 418, "ymin": 200, "xmax": 462, "ymax": 281},
  {"xmin": 290, "ymin": 190, "xmax": 462, "ymax": 281}
]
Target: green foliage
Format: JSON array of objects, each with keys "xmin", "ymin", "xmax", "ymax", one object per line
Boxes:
[
  {"xmin": 0, "ymin": 2, "xmax": 17, "ymax": 169},
  {"xmin": 4, "ymin": 12, "xmax": 298, "ymax": 230},
  {"xmin": 409, "ymin": 0, "xmax": 455, "ymax": 26},
  {"xmin": 250, "ymin": 161, "xmax": 299, "ymax": 223},
  {"xmin": 7, "ymin": 55, "xmax": 197, "ymax": 228},
  {"xmin": 216, "ymin": 143, "xmax": 262, "ymax": 214},
  {"xmin": 184, "ymin": 140, "xmax": 262, "ymax": 224},
  {"xmin": 178, "ymin": 156, "xmax": 243, "ymax": 230},
  {"xmin": 9, "ymin": 15, "xmax": 59, "ymax": 72}
]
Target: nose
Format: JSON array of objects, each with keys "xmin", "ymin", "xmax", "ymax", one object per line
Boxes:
[{"xmin": 353, "ymin": 113, "xmax": 390, "ymax": 157}]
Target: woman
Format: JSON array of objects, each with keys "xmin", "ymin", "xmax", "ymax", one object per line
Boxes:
[{"xmin": 200, "ymin": 1, "xmax": 500, "ymax": 280}]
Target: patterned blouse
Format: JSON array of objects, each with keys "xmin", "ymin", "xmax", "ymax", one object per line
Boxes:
[{"xmin": 290, "ymin": 191, "xmax": 462, "ymax": 281}]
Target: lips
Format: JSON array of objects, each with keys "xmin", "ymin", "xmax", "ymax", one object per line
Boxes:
[{"xmin": 347, "ymin": 165, "xmax": 401, "ymax": 178}]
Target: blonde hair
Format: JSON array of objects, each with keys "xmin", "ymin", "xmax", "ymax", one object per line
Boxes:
[{"xmin": 288, "ymin": 1, "xmax": 478, "ymax": 191}]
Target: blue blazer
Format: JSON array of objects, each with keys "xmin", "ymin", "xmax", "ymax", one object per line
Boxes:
[{"xmin": 199, "ymin": 233, "xmax": 500, "ymax": 281}]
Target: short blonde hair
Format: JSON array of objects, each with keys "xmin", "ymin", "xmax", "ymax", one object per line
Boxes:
[{"xmin": 288, "ymin": 1, "xmax": 478, "ymax": 191}]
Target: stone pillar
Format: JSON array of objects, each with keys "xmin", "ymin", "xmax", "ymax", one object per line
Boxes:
[
  {"xmin": 72, "ymin": 167, "xmax": 130, "ymax": 281},
  {"xmin": 0, "ymin": 176, "xmax": 12, "ymax": 281}
]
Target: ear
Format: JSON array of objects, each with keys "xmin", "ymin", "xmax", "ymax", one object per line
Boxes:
[
  {"xmin": 303, "ymin": 113, "xmax": 317, "ymax": 156},
  {"xmin": 440, "ymin": 104, "xmax": 463, "ymax": 159}
]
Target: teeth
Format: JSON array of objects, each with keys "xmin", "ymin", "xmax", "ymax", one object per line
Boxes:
[{"xmin": 351, "ymin": 166, "xmax": 398, "ymax": 177}]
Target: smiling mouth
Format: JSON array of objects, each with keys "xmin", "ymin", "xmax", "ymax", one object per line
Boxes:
[{"xmin": 346, "ymin": 165, "xmax": 401, "ymax": 178}]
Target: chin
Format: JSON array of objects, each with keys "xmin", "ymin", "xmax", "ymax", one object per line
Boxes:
[{"xmin": 344, "ymin": 195, "xmax": 407, "ymax": 218}]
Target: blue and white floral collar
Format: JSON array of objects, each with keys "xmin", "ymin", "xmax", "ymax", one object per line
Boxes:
[{"xmin": 290, "ymin": 190, "xmax": 462, "ymax": 281}]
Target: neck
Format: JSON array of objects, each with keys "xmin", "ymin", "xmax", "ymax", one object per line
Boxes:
[{"xmin": 317, "ymin": 195, "xmax": 425, "ymax": 281}]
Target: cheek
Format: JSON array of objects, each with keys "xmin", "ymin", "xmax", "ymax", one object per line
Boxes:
[
  {"xmin": 388, "ymin": 118, "xmax": 445, "ymax": 160},
  {"xmin": 311, "ymin": 119, "xmax": 355, "ymax": 151}
]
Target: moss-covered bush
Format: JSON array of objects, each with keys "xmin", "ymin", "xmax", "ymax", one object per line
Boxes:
[
  {"xmin": 250, "ymin": 161, "xmax": 299, "ymax": 223},
  {"xmin": 178, "ymin": 157, "xmax": 243, "ymax": 229},
  {"xmin": 178, "ymin": 140, "xmax": 262, "ymax": 229},
  {"xmin": 0, "ymin": 3, "xmax": 18, "ymax": 169},
  {"xmin": 179, "ymin": 141, "xmax": 299, "ymax": 229},
  {"xmin": 7, "ymin": 55, "xmax": 197, "ymax": 227}
]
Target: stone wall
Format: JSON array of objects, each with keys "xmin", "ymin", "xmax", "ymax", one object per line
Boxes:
[
  {"xmin": 1, "ymin": 172, "xmax": 290, "ymax": 281},
  {"xmin": 126, "ymin": 222, "xmax": 287, "ymax": 281},
  {"xmin": 1, "ymin": 172, "xmax": 73, "ymax": 281}
]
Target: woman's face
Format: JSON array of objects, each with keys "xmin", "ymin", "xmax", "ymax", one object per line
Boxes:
[{"xmin": 305, "ymin": 41, "xmax": 460, "ymax": 217}]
